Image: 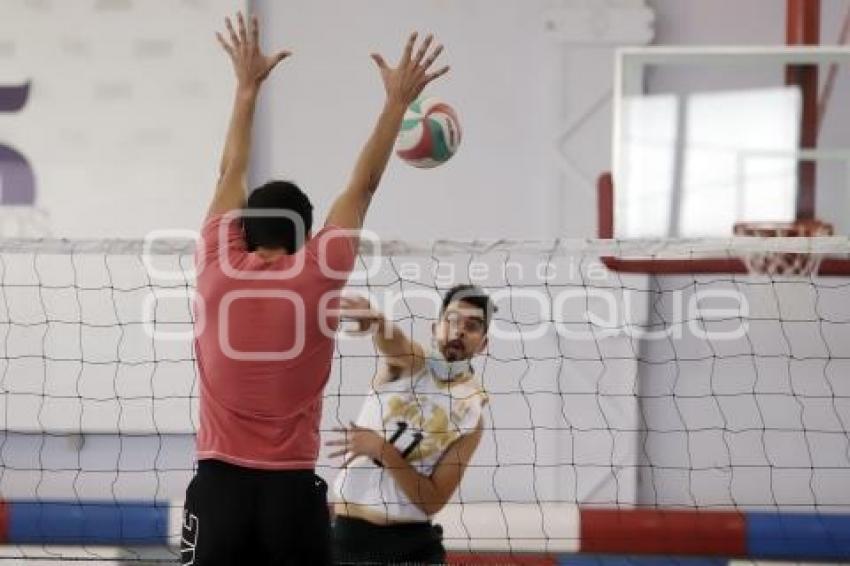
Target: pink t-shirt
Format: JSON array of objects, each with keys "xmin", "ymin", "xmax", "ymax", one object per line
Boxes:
[{"xmin": 193, "ymin": 213, "xmax": 356, "ymax": 470}]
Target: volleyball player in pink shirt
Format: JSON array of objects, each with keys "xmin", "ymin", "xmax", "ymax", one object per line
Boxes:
[{"xmin": 180, "ymin": 12, "xmax": 449, "ymax": 565}]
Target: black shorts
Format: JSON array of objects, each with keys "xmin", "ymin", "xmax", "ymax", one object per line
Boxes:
[
  {"xmin": 181, "ymin": 459, "xmax": 331, "ymax": 566},
  {"xmin": 332, "ymin": 515, "xmax": 445, "ymax": 565}
]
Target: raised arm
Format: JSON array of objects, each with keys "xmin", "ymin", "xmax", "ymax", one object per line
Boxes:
[
  {"xmin": 337, "ymin": 296, "xmax": 426, "ymax": 381},
  {"xmin": 324, "ymin": 33, "xmax": 449, "ymax": 231},
  {"xmin": 208, "ymin": 13, "xmax": 291, "ymax": 218}
]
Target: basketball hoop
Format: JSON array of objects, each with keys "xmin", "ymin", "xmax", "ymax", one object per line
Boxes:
[{"xmin": 733, "ymin": 220, "xmax": 834, "ymax": 276}]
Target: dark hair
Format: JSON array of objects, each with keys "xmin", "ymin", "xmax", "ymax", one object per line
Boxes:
[
  {"xmin": 440, "ymin": 284, "xmax": 497, "ymax": 330},
  {"xmin": 243, "ymin": 180, "xmax": 313, "ymax": 253}
]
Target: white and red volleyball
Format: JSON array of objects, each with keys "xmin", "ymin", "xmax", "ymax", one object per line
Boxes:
[{"xmin": 395, "ymin": 97, "xmax": 462, "ymax": 168}]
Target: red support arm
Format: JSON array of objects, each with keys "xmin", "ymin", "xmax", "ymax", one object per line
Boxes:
[{"xmin": 786, "ymin": 0, "xmax": 820, "ymax": 220}]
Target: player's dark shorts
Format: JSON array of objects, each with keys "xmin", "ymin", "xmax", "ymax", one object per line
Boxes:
[
  {"xmin": 181, "ymin": 459, "xmax": 331, "ymax": 566},
  {"xmin": 332, "ymin": 514, "xmax": 445, "ymax": 565}
]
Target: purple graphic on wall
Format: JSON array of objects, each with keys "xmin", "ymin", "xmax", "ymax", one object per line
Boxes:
[
  {"xmin": 0, "ymin": 81, "xmax": 30, "ymax": 112},
  {"xmin": 0, "ymin": 81, "xmax": 36, "ymax": 205}
]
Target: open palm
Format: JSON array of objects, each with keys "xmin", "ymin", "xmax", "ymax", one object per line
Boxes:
[
  {"xmin": 371, "ymin": 33, "xmax": 450, "ymax": 106},
  {"xmin": 216, "ymin": 12, "xmax": 291, "ymax": 91}
]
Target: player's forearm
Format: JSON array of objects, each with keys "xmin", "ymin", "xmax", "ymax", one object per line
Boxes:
[
  {"xmin": 380, "ymin": 447, "xmax": 444, "ymax": 516},
  {"xmin": 219, "ymin": 87, "xmax": 259, "ymax": 179},
  {"xmin": 346, "ymin": 100, "xmax": 407, "ymax": 197},
  {"xmin": 373, "ymin": 318, "xmax": 419, "ymax": 365}
]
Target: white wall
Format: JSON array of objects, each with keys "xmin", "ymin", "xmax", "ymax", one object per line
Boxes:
[
  {"xmin": 0, "ymin": 0, "xmax": 657, "ymax": 242},
  {"xmin": 818, "ymin": 0, "xmax": 850, "ymax": 234},
  {"xmin": 0, "ymin": 0, "xmax": 242, "ymax": 239},
  {"xmin": 251, "ymin": 0, "xmax": 654, "ymax": 241},
  {"xmin": 251, "ymin": 0, "xmax": 557, "ymax": 242},
  {"xmin": 647, "ymin": 0, "xmax": 784, "ymax": 45}
]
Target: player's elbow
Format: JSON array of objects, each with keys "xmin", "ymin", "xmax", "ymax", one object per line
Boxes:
[
  {"xmin": 419, "ymin": 485, "xmax": 456, "ymax": 517},
  {"xmin": 418, "ymin": 498, "xmax": 449, "ymax": 517}
]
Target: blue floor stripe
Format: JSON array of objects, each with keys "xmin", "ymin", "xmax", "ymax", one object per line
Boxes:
[
  {"xmin": 558, "ymin": 556, "xmax": 728, "ymax": 566},
  {"xmin": 747, "ymin": 512, "xmax": 850, "ymax": 560},
  {"xmin": 8, "ymin": 501, "xmax": 169, "ymax": 545}
]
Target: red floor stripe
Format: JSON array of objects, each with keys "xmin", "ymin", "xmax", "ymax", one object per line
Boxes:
[{"xmin": 580, "ymin": 508, "xmax": 746, "ymax": 556}]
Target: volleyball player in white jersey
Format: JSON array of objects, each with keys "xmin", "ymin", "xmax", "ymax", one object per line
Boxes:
[{"xmin": 327, "ymin": 284, "xmax": 495, "ymax": 564}]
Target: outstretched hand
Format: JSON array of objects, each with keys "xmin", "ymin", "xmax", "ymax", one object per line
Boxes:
[
  {"xmin": 216, "ymin": 11, "xmax": 291, "ymax": 93},
  {"xmin": 371, "ymin": 33, "xmax": 450, "ymax": 106},
  {"xmin": 326, "ymin": 423, "xmax": 392, "ymax": 467},
  {"xmin": 336, "ymin": 295, "xmax": 384, "ymax": 334}
]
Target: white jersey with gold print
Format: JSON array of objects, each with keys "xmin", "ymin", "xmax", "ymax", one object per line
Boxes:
[{"xmin": 333, "ymin": 362, "xmax": 487, "ymax": 523}]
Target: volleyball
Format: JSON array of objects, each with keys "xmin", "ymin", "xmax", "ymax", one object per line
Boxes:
[{"xmin": 395, "ymin": 97, "xmax": 462, "ymax": 168}]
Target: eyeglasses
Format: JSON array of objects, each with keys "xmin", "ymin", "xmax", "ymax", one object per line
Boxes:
[{"xmin": 443, "ymin": 311, "xmax": 485, "ymax": 334}]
